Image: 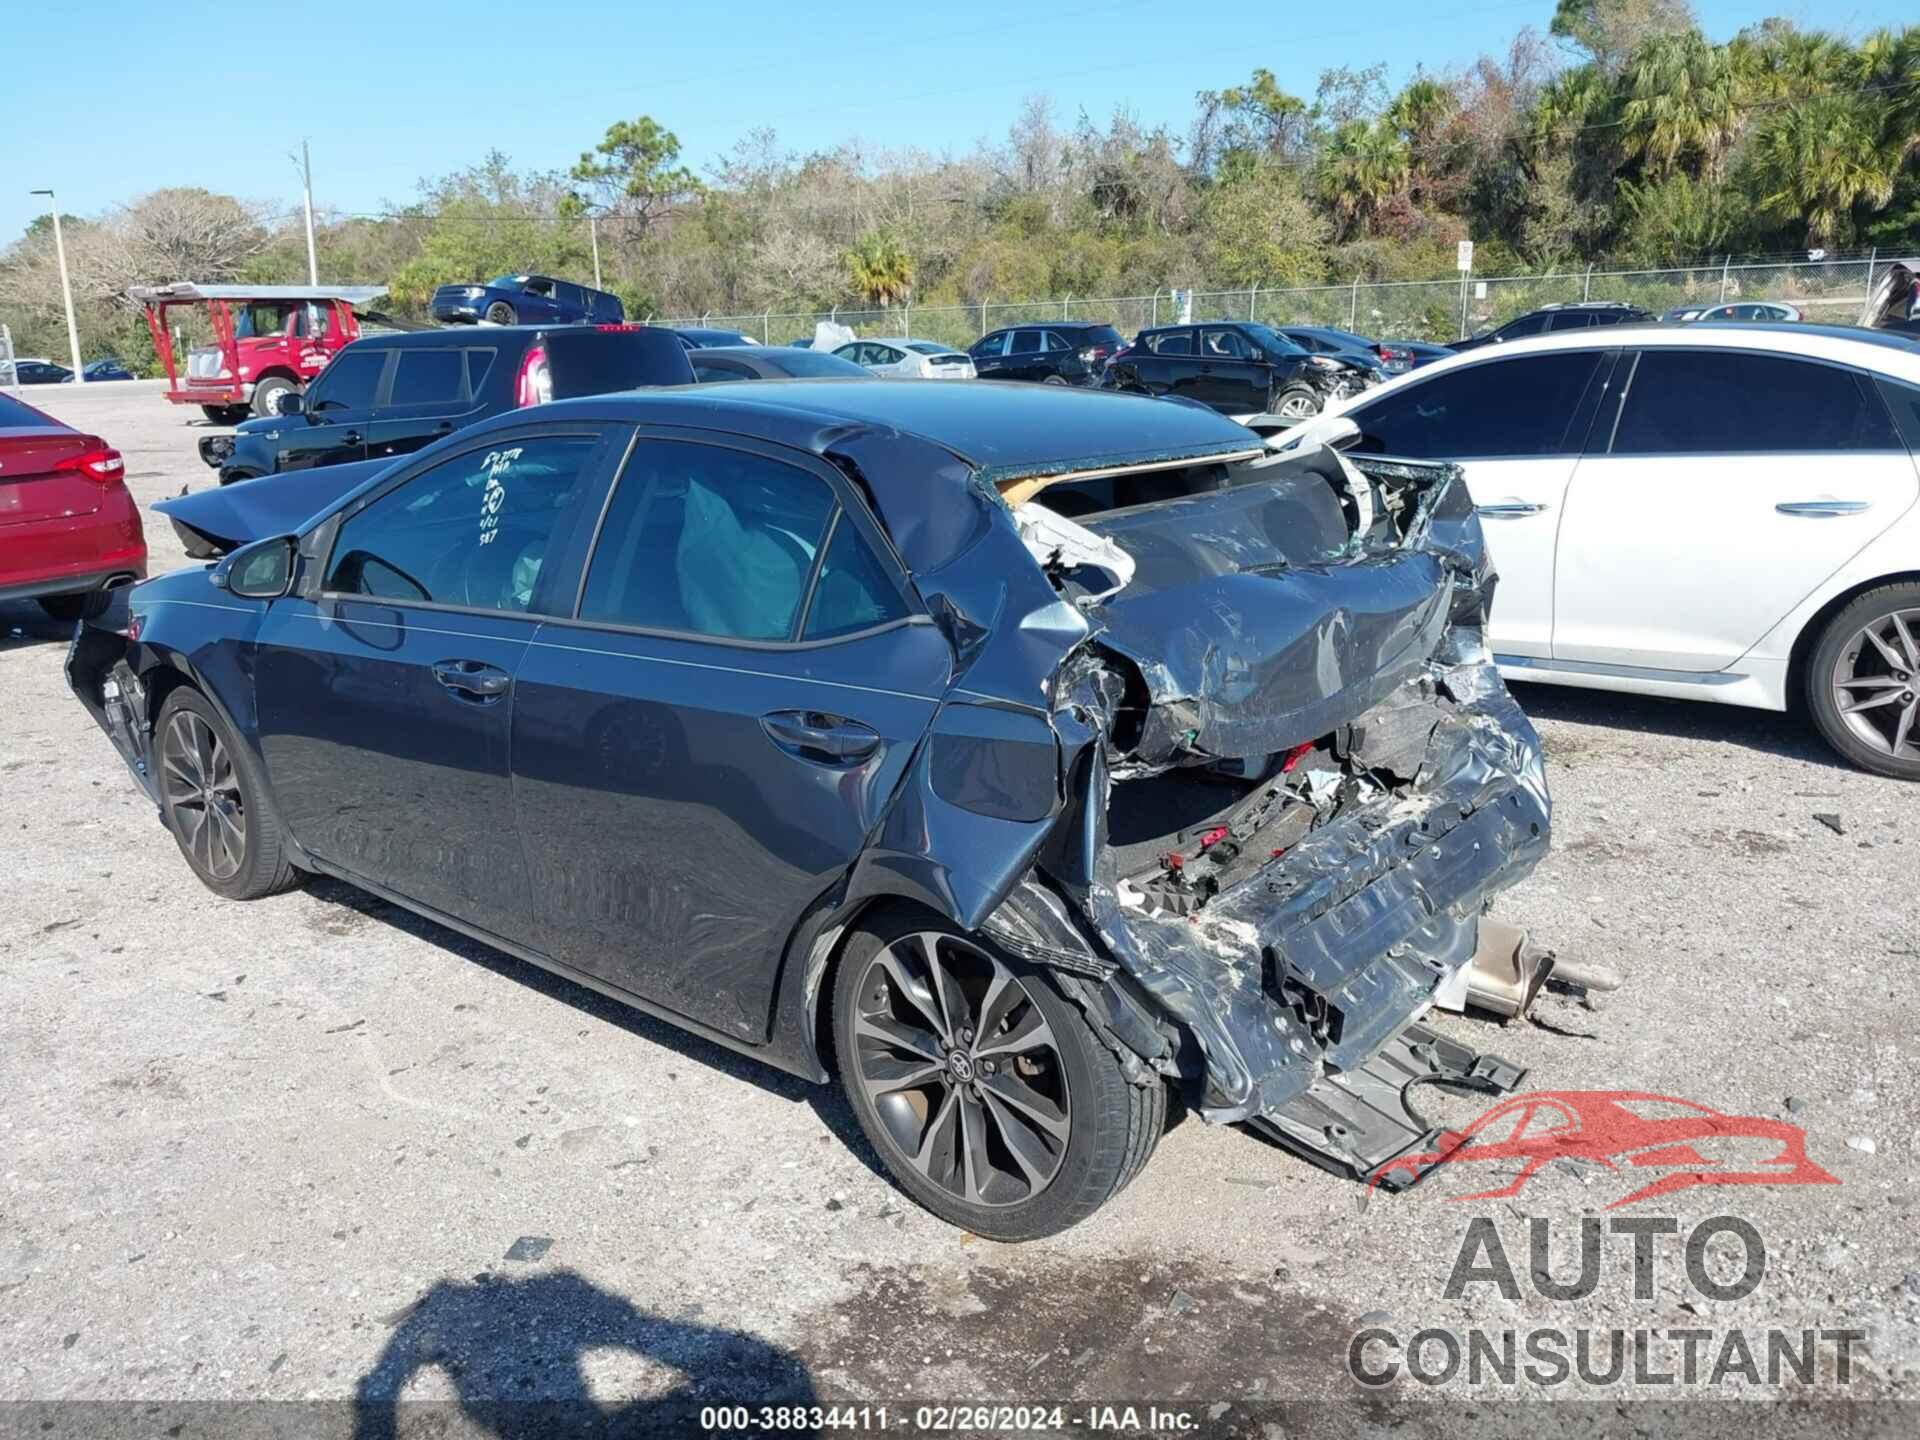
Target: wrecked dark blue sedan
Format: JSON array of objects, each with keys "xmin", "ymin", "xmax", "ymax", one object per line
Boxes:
[{"xmin": 68, "ymin": 381, "xmax": 1555, "ymax": 1239}]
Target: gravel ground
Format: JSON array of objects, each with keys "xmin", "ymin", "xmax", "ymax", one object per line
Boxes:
[{"xmin": 2, "ymin": 382, "xmax": 1916, "ymax": 1436}]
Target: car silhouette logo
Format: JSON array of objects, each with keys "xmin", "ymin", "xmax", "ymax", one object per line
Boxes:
[{"xmin": 1371, "ymin": 1090, "xmax": 1840, "ymax": 1210}]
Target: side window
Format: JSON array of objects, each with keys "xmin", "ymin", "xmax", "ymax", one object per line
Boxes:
[
  {"xmin": 1613, "ymin": 351, "xmax": 1901, "ymax": 455},
  {"xmin": 1200, "ymin": 327, "xmax": 1253, "ymax": 359},
  {"xmin": 1041, "ymin": 331, "xmax": 1070, "ymax": 353},
  {"xmin": 1499, "ymin": 312, "xmax": 1553, "ymax": 339},
  {"xmin": 523, "ymin": 277, "xmax": 554, "ymax": 298},
  {"xmin": 1547, "ymin": 311, "xmax": 1597, "ymax": 332},
  {"xmin": 874, "ymin": 346, "xmax": 903, "ymax": 365},
  {"xmin": 579, "ymin": 442, "xmax": 837, "ymax": 641},
  {"xmin": 1009, "ymin": 330, "xmax": 1042, "ymax": 355},
  {"xmin": 554, "ymin": 283, "xmax": 582, "ymax": 309},
  {"xmin": 307, "ymin": 349, "xmax": 387, "ymax": 414},
  {"xmin": 802, "ymin": 515, "xmax": 910, "ymax": 640},
  {"xmin": 1349, "ymin": 352, "xmax": 1606, "ymax": 459},
  {"xmin": 387, "ymin": 348, "xmax": 466, "ymax": 408},
  {"xmin": 1152, "ymin": 331, "xmax": 1192, "ymax": 356},
  {"xmin": 465, "ymin": 348, "xmax": 497, "ymax": 394},
  {"xmin": 324, "ymin": 436, "xmax": 601, "ymax": 613},
  {"xmin": 691, "ymin": 359, "xmax": 751, "ymax": 382},
  {"xmin": 973, "ymin": 332, "xmax": 1009, "ymax": 357}
]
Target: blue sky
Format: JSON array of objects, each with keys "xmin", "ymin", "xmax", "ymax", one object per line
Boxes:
[{"xmin": 5, "ymin": 0, "xmax": 1908, "ymax": 240}]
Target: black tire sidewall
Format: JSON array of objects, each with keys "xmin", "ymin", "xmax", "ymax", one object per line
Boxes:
[
  {"xmin": 831, "ymin": 911, "xmax": 1136, "ymax": 1241},
  {"xmin": 1806, "ymin": 583, "xmax": 1920, "ymax": 780},
  {"xmin": 486, "ymin": 303, "xmax": 516, "ymax": 325},
  {"xmin": 155, "ymin": 689, "xmax": 290, "ymax": 899},
  {"xmin": 1271, "ymin": 384, "xmax": 1320, "ymax": 418}
]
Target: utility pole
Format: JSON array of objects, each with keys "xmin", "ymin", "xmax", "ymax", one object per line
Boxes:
[
  {"xmin": 589, "ymin": 215, "xmax": 602, "ymax": 291},
  {"xmin": 29, "ymin": 189, "xmax": 84, "ymax": 383},
  {"xmin": 300, "ymin": 141, "xmax": 319, "ymax": 285}
]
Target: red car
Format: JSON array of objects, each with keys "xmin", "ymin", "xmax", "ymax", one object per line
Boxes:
[{"xmin": 0, "ymin": 391, "xmax": 146, "ymax": 620}]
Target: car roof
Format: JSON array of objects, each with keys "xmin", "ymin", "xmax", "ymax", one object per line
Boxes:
[
  {"xmin": 1329, "ymin": 322, "xmax": 1920, "ymax": 412},
  {"xmin": 338, "ymin": 323, "xmax": 650, "ymax": 351}
]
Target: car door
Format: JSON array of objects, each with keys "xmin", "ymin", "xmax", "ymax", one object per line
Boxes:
[
  {"xmin": 1341, "ymin": 348, "xmax": 1617, "ymax": 659},
  {"xmin": 1552, "ymin": 347, "xmax": 1918, "ymax": 671},
  {"xmin": 274, "ymin": 346, "xmax": 388, "ymax": 472},
  {"xmin": 252, "ymin": 425, "xmax": 622, "ymax": 935},
  {"xmin": 970, "ymin": 330, "xmax": 1010, "ymax": 378},
  {"xmin": 1195, "ymin": 326, "xmax": 1268, "ymax": 411},
  {"xmin": 364, "ymin": 346, "xmax": 474, "ymax": 461},
  {"xmin": 507, "ymin": 431, "xmax": 950, "ymax": 1040},
  {"xmin": 1001, "ymin": 329, "xmax": 1045, "ymax": 382},
  {"xmin": 1141, "ymin": 329, "xmax": 1198, "ymax": 399}
]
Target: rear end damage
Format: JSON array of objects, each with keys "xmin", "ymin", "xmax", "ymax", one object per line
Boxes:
[{"xmin": 976, "ymin": 443, "xmax": 1564, "ymax": 1185}]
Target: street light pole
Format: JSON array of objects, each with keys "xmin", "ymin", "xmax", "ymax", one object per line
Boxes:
[
  {"xmin": 589, "ymin": 214, "xmax": 602, "ymax": 291},
  {"xmin": 300, "ymin": 140, "xmax": 319, "ymax": 285},
  {"xmin": 30, "ymin": 189, "xmax": 85, "ymax": 384}
]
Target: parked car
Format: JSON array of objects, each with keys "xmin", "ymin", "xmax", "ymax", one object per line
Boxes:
[
  {"xmin": 0, "ymin": 391, "xmax": 145, "ymax": 620},
  {"xmin": 687, "ymin": 346, "xmax": 872, "ymax": 381},
  {"xmin": 834, "ymin": 338, "xmax": 975, "ymax": 379},
  {"xmin": 11, "ymin": 360, "xmax": 72, "ymax": 385},
  {"xmin": 70, "ymin": 380, "xmax": 1555, "ymax": 1238},
  {"xmin": 673, "ymin": 328, "xmax": 759, "ymax": 350},
  {"xmin": 1104, "ymin": 321, "xmax": 1327, "ymax": 418},
  {"xmin": 1272, "ymin": 323, "xmax": 1920, "ymax": 779},
  {"xmin": 968, "ymin": 323, "xmax": 1123, "ymax": 385},
  {"xmin": 1374, "ymin": 339, "xmax": 1455, "ymax": 373},
  {"xmin": 1449, "ymin": 301, "xmax": 1652, "ymax": 353},
  {"xmin": 431, "ymin": 275, "xmax": 623, "ymax": 327},
  {"xmin": 1273, "ymin": 325, "xmax": 1391, "ymax": 385},
  {"xmin": 131, "ymin": 283, "xmax": 388, "ymax": 423},
  {"xmin": 1859, "ymin": 261, "xmax": 1918, "ymax": 336},
  {"xmin": 82, "ymin": 358, "xmax": 138, "ymax": 381},
  {"xmin": 1662, "ymin": 301, "xmax": 1803, "ymax": 324},
  {"xmin": 198, "ymin": 325, "xmax": 695, "ymax": 484}
]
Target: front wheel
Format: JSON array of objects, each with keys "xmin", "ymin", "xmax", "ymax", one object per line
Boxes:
[
  {"xmin": 1806, "ymin": 582, "xmax": 1920, "ymax": 780},
  {"xmin": 1269, "ymin": 383, "xmax": 1322, "ymax": 420},
  {"xmin": 832, "ymin": 912, "xmax": 1164, "ymax": 1240},
  {"xmin": 155, "ymin": 689, "xmax": 302, "ymax": 899},
  {"xmin": 251, "ymin": 375, "xmax": 297, "ymax": 418},
  {"xmin": 201, "ymin": 405, "xmax": 249, "ymax": 425},
  {"xmin": 484, "ymin": 301, "xmax": 516, "ymax": 325}
]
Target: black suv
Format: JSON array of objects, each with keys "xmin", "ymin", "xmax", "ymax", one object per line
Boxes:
[
  {"xmin": 969, "ymin": 322, "xmax": 1123, "ymax": 385},
  {"xmin": 199, "ymin": 326, "xmax": 694, "ymax": 484},
  {"xmin": 1103, "ymin": 321, "xmax": 1322, "ymax": 416},
  {"xmin": 1449, "ymin": 301, "xmax": 1652, "ymax": 353}
]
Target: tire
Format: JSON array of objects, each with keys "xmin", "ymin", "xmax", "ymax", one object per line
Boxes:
[
  {"xmin": 154, "ymin": 688, "xmax": 301, "ymax": 900},
  {"xmin": 484, "ymin": 301, "xmax": 516, "ymax": 326},
  {"xmin": 36, "ymin": 591, "xmax": 106, "ymax": 623},
  {"xmin": 218, "ymin": 468, "xmax": 263, "ymax": 487},
  {"xmin": 201, "ymin": 405, "xmax": 249, "ymax": 425},
  {"xmin": 251, "ymin": 375, "xmax": 296, "ymax": 418},
  {"xmin": 1805, "ymin": 581, "xmax": 1920, "ymax": 780},
  {"xmin": 831, "ymin": 910, "xmax": 1164, "ymax": 1240},
  {"xmin": 1043, "ymin": 375, "xmax": 1069, "ymax": 386},
  {"xmin": 1268, "ymin": 383, "xmax": 1322, "ymax": 420}
]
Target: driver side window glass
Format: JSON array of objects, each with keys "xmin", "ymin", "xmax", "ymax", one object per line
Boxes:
[
  {"xmin": 324, "ymin": 436, "xmax": 600, "ymax": 613},
  {"xmin": 308, "ymin": 349, "xmax": 387, "ymax": 414},
  {"xmin": 1351, "ymin": 353, "xmax": 1604, "ymax": 458},
  {"xmin": 579, "ymin": 442, "xmax": 837, "ymax": 641}
]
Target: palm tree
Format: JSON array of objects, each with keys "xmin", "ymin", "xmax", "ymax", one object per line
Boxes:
[
  {"xmin": 1618, "ymin": 30, "xmax": 1742, "ymax": 181},
  {"xmin": 1744, "ymin": 94, "xmax": 1896, "ymax": 246},
  {"xmin": 1316, "ymin": 120, "xmax": 1411, "ymax": 239},
  {"xmin": 843, "ymin": 230, "xmax": 914, "ymax": 311}
]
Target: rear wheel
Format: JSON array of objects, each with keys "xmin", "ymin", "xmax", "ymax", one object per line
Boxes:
[
  {"xmin": 155, "ymin": 689, "xmax": 301, "ymax": 900},
  {"xmin": 1269, "ymin": 383, "xmax": 1321, "ymax": 420},
  {"xmin": 832, "ymin": 911, "xmax": 1164, "ymax": 1240},
  {"xmin": 251, "ymin": 375, "xmax": 296, "ymax": 418},
  {"xmin": 1043, "ymin": 375, "xmax": 1069, "ymax": 386},
  {"xmin": 201, "ymin": 405, "xmax": 249, "ymax": 425},
  {"xmin": 485, "ymin": 301, "xmax": 516, "ymax": 325},
  {"xmin": 1806, "ymin": 582, "xmax": 1920, "ymax": 780},
  {"xmin": 36, "ymin": 591, "xmax": 106, "ymax": 623}
]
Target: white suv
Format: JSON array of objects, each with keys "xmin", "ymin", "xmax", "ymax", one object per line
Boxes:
[{"xmin": 1273, "ymin": 323, "xmax": 1920, "ymax": 779}]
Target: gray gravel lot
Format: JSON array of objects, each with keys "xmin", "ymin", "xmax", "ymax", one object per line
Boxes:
[{"xmin": 2, "ymin": 382, "xmax": 1917, "ymax": 1434}]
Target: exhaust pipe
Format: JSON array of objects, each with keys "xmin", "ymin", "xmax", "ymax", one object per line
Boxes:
[{"xmin": 1449, "ymin": 917, "xmax": 1623, "ymax": 1020}]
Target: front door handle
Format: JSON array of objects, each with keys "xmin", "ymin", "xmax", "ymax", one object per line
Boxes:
[
  {"xmin": 432, "ymin": 659, "xmax": 511, "ymax": 700},
  {"xmin": 343, "ymin": 431, "xmax": 363, "ymax": 446},
  {"xmin": 1776, "ymin": 500, "xmax": 1870, "ymax": 517},
  {"xmin": 1477, "ymin": 500, "xmax": 1548, "ymax": 517},
  {"xmin": 761, "ymin": 710, "xmax": 881, "ymax": 765},
  {"xmin": 434, "ymin": 422, "xmax": 455, "ymax": 436}
]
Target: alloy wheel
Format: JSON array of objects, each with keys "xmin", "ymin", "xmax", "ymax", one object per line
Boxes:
[
  {"xmin": 849, "ymin": 932, "xmax": 1071, "ymax": 1207},
  {"xmin": 160, "ymin": 711, "xmax": 247, "ymax": 880},
  {"xmin": 1275, "ymin": 390, "xmax": 1319, "ymax": 420},
  {"xmin": 1830, "ymin": 607, "xmax": 1920, "ymax": 763}
]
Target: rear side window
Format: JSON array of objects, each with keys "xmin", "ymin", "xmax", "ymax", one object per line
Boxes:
[
  {"xmin": 0, "ymin": 393, "xmax": 44, "ymax": 426},
  {"xmin": 307, "ymin": 349, "xmax": 387, "ymax": 413},
  {"xmin": 1009, "ymin": 330, "xmax": 1042, "ymax": 355},
  {"xmin": 1498, "ymin": 312, "xmax": 1552, "ymax": 339},
  {"xmin": 324, "ymin": 436, "xmax": 599, "ymax": 612},
  {"xmin": 388, "ymin": 348, "xmax": 466, "ymax": 407},
  {"xmin": 1351, "ymin": 352, "xmax": 1606, "ymax": 459},
  {"xmin": 1547, "ymin": 311, "xmax": 1597, "ymax": 332},
  {"xmin": 691, "ymin": 358, "xmax": 751, "ymax": 382},
  {"xmin": 802, "ymin": 515, "xmax": 910, "ymax": 640},
  {"xmin": 579, "ymin": 442, "xmax": 836, "ymax": 641},
  {"xmin": 1612, "ymin": 351, "xmax": 1901, "ymax": 454},
  {"xmin": 1150, "ymin": 331, "xmax": 1192, "ymax": 356}
]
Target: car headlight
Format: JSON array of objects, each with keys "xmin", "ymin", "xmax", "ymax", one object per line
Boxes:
[
  {"xmin": 466, "ymin": 287, "xmax": 486, "ymax": 298},
  {"xmin": 1307, "ymin": 355, "xmax": 1340, "ymax": 370}
]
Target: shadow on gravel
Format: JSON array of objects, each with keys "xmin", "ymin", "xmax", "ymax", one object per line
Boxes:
[
  {"xmin": 1507, "ymin": 680, "xmax": 1849, "ymax": 773},
  {"xmin": 353, "ymin": 1269, "xmax": 818, "ymax": 1438},
  {"xmin": 0, "ymin": 600, "xmax": 75, "ymax": 651},
  {"xmin": 303, "ymin": 876, "xmax": 894, "ymax": 1188}
]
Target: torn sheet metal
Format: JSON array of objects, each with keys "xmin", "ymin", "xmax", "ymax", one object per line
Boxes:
[{"xmin": 1012, "ymin": 502, "xmax": 1135, "ymax": 603}]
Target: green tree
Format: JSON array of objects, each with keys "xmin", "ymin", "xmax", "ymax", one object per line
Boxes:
[
  {"xmin": 1197, "ymin": 164, "xmax": 1328, "ymax": 286},
  {"xmin": 1316, "ymin": 120, "xmax": 1410, "ymax": 240},
  {"xmin": 843, "ymin": 229, "xmax": 915, "ymax": 309},
  {"xmin": 1551, "ymin": 0, "xmax": 1696, "ymax": 71},
  {"xmin": 1616, "ymin": 171, "xmax": 1744, "ymax": 259},
  {"xmin": 569, "ymin": 116, "xmax": 702, "ymax": 233},
  {"xmin": 1742, "ymin": 94, "xmax": 1896, "ymax": 246},
  {"xmin": 1617, "ymin": 30, "xmax": 1742, "ymax": 181}
]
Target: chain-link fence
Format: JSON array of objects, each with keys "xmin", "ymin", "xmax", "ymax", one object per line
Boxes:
[
  {"xmin": 657, "ymin": 252, "xmax": 1890, "ymax": 347},
  {"xmin": 0, "ymin": 325, "xmax": 17, "ymax": 389}
]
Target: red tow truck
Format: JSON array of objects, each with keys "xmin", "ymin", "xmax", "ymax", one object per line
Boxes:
[{"xmin": 128, "ymin": 283, "xmax": 389, "ymax": 423}]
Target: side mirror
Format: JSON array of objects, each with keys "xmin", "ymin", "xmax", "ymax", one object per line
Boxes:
[
  {"xmin": 214, "ymin": 535, "xmax": 298, "ymax": 599},
  {"xmin": 274, "ymin": 389, "xmax": 304, "ymax": 416}
]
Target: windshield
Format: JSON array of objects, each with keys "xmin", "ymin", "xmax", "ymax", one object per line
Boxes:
[
  {"xmin": 1240, "ymin": 322, "xmax": 1306, "ymax": 358},
  {"xmin": 770, "ymin": 350, "xmax": 872, "ymax": 377},
  {"xmin": 232, "ymin": 303, "xmax": 300, "ymax": 339},
  {"xmin": 904, "ymin": 341, "xmax": 951, "ymax": 355},
  {"xmin": 486, "ymin": 275, "xmax": 527, "ymax": 289}
]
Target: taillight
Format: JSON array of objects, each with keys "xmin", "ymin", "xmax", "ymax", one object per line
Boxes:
[
  {"xmin": 515, "ymin": 345, "xmax": 552, "ymax": 407},
  {"xmin": 595, "ymin": 322, "xmax": 645, "ymax": 332},
  {"xmin": 54, "ymin": 441, "xmax": 125, "ymax": 485}
]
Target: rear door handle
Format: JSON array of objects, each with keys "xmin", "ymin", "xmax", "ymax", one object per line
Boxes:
[
  {"xmin": 1477, "ymin": 501, "xmax": 1548, "ymax": 517},
  {"xmin": 761, "ymin": 710, "xmax": 881, "ymax": 764},
  {"xmin": 434, "ymin": 422, "xmax": 455, "ymax": 435},
  {"xmin": 1776, "ymin": 500, "xmax": 1870, "ymax": 517},
  {"xmin": 432, "ymin": 659, "xmax": 512, "ymax": 700}
]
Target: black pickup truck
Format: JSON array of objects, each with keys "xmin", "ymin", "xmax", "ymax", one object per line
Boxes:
[{"xmin": 198, "ymin": 325, "xmax": 694, "ymax": 485}]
